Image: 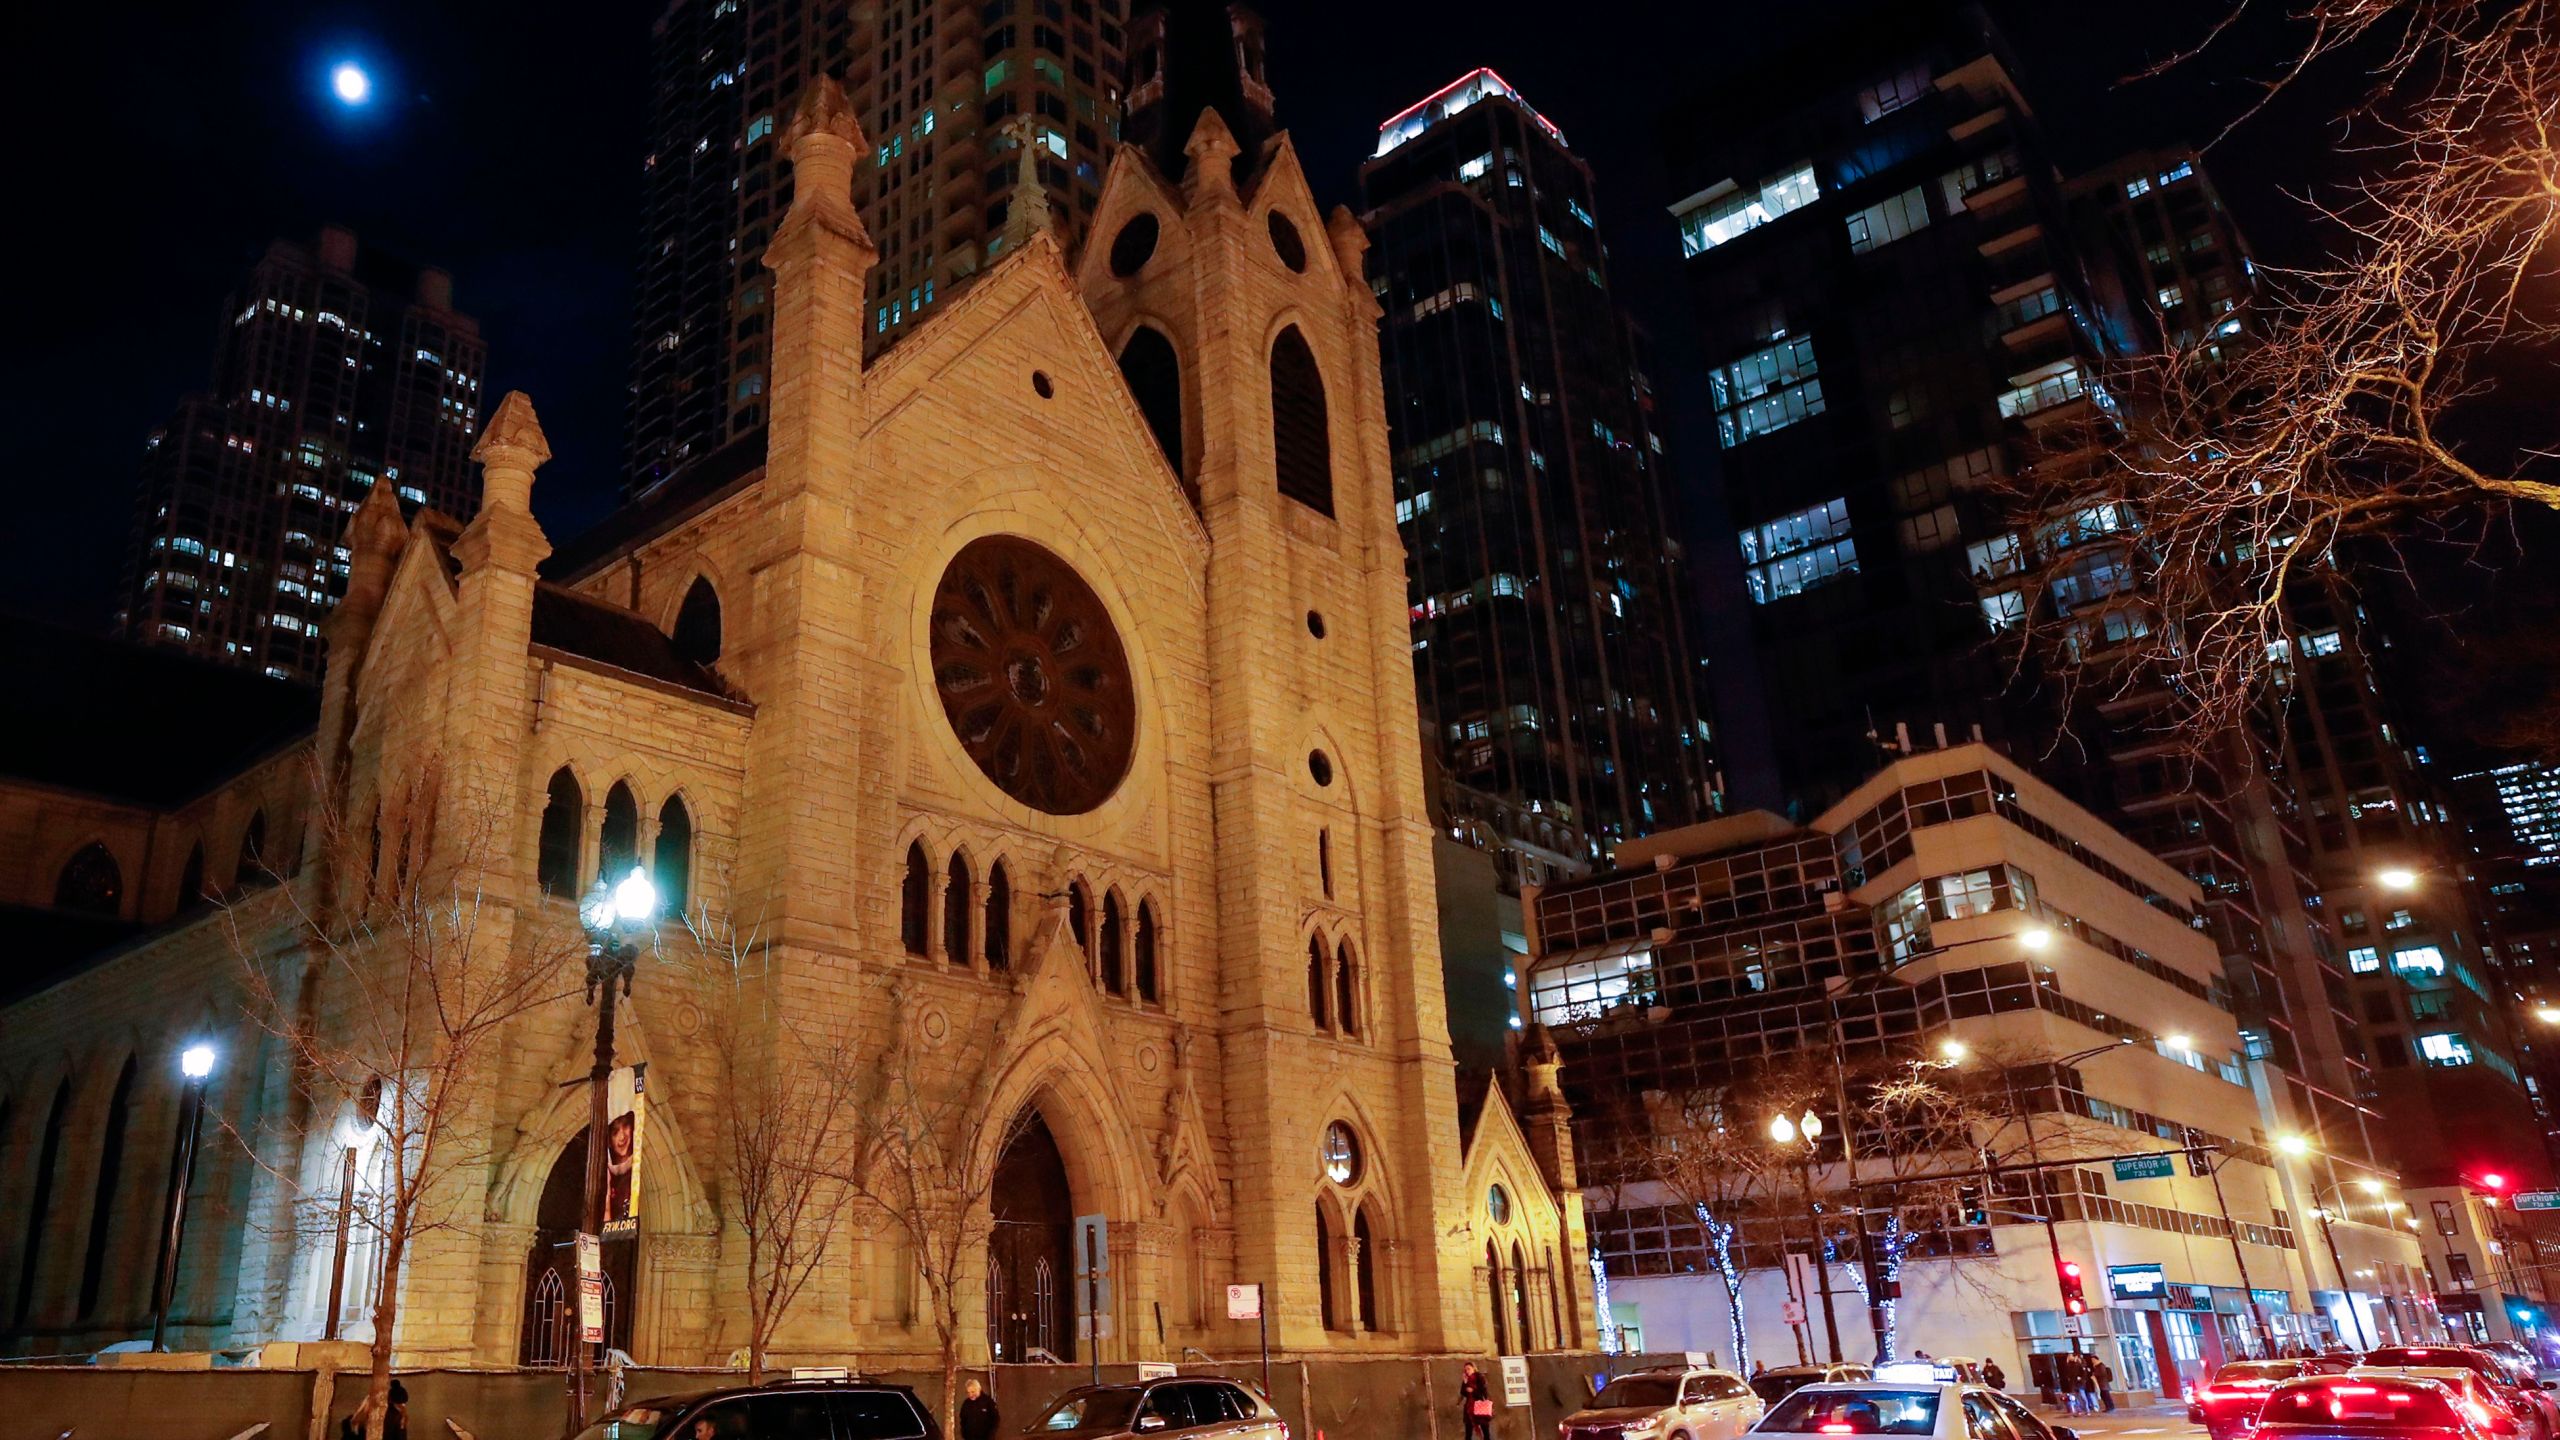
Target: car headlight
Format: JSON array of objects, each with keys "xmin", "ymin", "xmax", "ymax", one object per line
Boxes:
[{"xmin": 1622, "ymin": 1422, "xmax": 1664, "ymax": 1439}]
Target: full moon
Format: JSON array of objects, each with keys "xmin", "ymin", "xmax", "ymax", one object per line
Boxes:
[{"xmin": 331, "ymin": 62, "xmax": 371, "ymax": 105}]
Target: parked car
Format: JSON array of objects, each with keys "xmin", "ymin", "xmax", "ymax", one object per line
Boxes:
[
  {"xmin": 1751, "ymin": 1365, "xmax": 1877, "ymax": 1407},
  {"xmin": 1023, "ymin": 1379, "xmax": 1284, "ymax": 1440},
  {"xmin": 1747, "ymin": 1380, "xmax": 2074, "ymax": 1440},
  {"xmin": 568, "ymin": 1377, "xmax": 940, "ymax": 1440},
  {"xmin": 2199, "ymin": 1359, "xmax": 2366, "ymax": 1440},
  {"xmin": 2364, "ymin": 1347, "xmax": 2560, "ymax": 1440},
  {"xmin": 2251, "ymin": 1374, "xmax": 2498, "ymax": 1440},
  {"xmin": 1563, "ymin": 1366, "xmax": 1764, "ymax": 1440}
]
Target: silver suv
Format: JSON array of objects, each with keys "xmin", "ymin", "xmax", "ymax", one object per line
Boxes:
[
  {"xmin": 1563, "ymin": 1367, "xmax": 1765, "ymax": 1440},
  {"xmin": 1028, "ymin": 1379, "xmax": 1284, "ymax": 1440}
]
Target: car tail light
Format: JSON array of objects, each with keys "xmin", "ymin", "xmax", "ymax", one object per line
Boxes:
[{"xmin": 1820, "ymin": 1425, "xmax": 1856, "ymax": 1434}]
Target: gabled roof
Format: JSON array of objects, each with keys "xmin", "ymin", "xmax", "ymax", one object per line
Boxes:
[
  {"xmin": 529, "ymin": 584, "xmax": 740, "ymax": 704},
  {"xmin": 546, "ymin": 426, "xmax": 770, "ymax": 584}
]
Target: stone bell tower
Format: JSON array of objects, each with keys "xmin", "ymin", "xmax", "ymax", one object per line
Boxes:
[{"xmin": 1077, "ymin": 88, "xmax": 1481, "ymax": 1347}]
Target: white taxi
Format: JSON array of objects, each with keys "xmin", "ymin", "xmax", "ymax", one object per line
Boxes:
[{"xmin": 1749, "ymin": 1379, "xmax": 2080, "ymax": 1440}]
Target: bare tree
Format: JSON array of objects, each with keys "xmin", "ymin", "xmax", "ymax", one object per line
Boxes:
[
  {"xmin": 675, "ymin": 908, "xmax": 866, "ymax": 1382},
  {"xmin": 2020, "ymin": 0, "xmax": 2559, "ymax": 743},
  {"xmin": 1625, "ymin": 1082, "xmax": 1790, "ymax": 1371},
  {"xmin": 228, "ymin": 756, "xmax": 580, "ymax": 1440},
  {"xmin": 832, "ymin": 976, "xmax": 1033, "ymax": 1440}
]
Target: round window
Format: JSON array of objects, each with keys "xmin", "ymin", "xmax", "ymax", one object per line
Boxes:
[
  {"xmin": 1488, "ymin": 1183, "xmax": 1511, "ymax": 1225},
  {"xmin": 1267, "ymin": 210, "xmax": 1308, "ymax": 273},
  {"xmin": 1108, "ymin": 212, "xmax": 1161, "ymax": 277},
  {"xmin": 929, "ymin": 536, "xmax": 1136, "ymax": 815},
  {"xmin": 1322, "ymin": 1120, "xmax": 1361, "ymax": 1185},
  {"xmin": 1308, "ymin": 750, "xmax": 1333, "ymax": 787}
]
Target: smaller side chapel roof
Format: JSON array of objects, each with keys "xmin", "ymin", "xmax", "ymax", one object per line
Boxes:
[{"xmin": 528, "ymin": 583, "xmax": 741, "ymax": 703}]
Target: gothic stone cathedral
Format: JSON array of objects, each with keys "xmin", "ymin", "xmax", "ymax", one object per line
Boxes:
[{"xmin": 0, "ymin": 78, "xmax": 1596, "ymax": 1368}]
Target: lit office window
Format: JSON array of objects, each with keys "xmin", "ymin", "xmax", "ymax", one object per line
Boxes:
[{"xmin": 1676, "ymin": 164, "xmax": 1819, "ymax": 256}]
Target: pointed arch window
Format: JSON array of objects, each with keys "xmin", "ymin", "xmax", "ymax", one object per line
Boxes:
[
  {"xmin": 985, "ymin": 861, "xmax": 1012, "ymax": 970},
  {"xmin": 1336, "ymin": 940, "xmax": 1359, "ymax": 1039},
  {"xmin": 1353, "ymin": 1208, "xmax": 1379, "ymax": 1333},
  {"xmin": 655, "ymin": 795, "xmax": 693, "ymax": 918},
  {"xmin": 1548, "ymin": 1243, "xmax": 1570, "ymax": 1348},
  {"xmin": 1134, "ymin": 900, "xmax": 1159, "ymax": 1002},
  {"xmin": 15, "ymin": 1082, "xmax": 71, "ymax": 1326},
  {"xmin": 1270, "ymin": 326, "xmax": 1334, "ymax": 516},
  {"xmin": 1100, "ymin": 892, "xmax": 1127, "ymax": 996},
  {"xmin": 177, "ymin": 842, "xmax": 207, "ymax": 912},
  {"xmin": 1318, "ymin": 827, "xmax": 1333, "ymax": 899},
  {"xmin": 600, "ymin": 782, "xmax": 640, "ymax": 882},
  {"xmin": 1316, "ymin": 1203, "xmax": 1339, "ymax": 1330},
  {"xmin": 944, "ymin": 853, "xmax": 974, "ymax": 966},
  {"xmin": 537, "ymin": 770, "xmax": 582, "ymax": 896},
  {"xmin": 1510, "ymin": 1240, "xmax": 1534, "ymax": 1353},
  {"xmin": 1118, "ymin": 325, "xmax": 1187, "ymax": 504},
  {"xmin": 902, "ymin": 841, "xmax": 932, "ymax": 956},
  {"xmin": 55, "ymin": 842, "xmax": 122, "ymax": 916},
  {"xmin": 76, "ymin": 1057, "xmax": 138, "ymax": 1317},
  {"xmin": 673, "ymin": 576, "xmax": 723, "ymax": 665},
  {"xmin": 1069, "ymin": 881, "xmax": 1093, "ymax": 966},
  {"xmin": 237, "ymin": 811, "xmax": 268, "ymax": 887},
  {"xmin": 1485, "ymin": 1240, "xmax": 1508, "ymax": 1354},
  {"xmin": 1307, "ymin": 937, "xmax": 1330, "ymax": 1029}
]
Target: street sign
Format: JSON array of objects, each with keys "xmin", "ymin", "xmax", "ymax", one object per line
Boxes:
[
  {"xmin": 1782, "ymin": 1299, "xmax": 1806, "ymax": 1326},
  {"xmin": 2514, "ymin": 1191, "xmax": 2560, "ymax": 1212},
  {"xmin": 2063, "ymin": 1312, "xmax": 2084, "ymax": 1337},
  {"xmin": 576, "ymin": 1230, "xmax": 606, "ymax": 1345},
  {"xmin": 1501, "ymin": 1355, "xmax": 1532, "ymax": 1407},
  {"xmin": 1226, "ymin": 1283, "xmax": 1263, "ymax": 1320},
  {"xmin": 2114, "ymin": 1154, "xmax": 2177, "ymax": 1182},
  {"xmin": 1138, "ymin": 1363, "xmax": 1176, "ymax": 1380},
  {"xmin": 1784, "ymin": 1253, "xmax": 1816, "ymax": 1307},
  {"xmin": 2109, "ymin": 1263, "xmax": 2168, "ymax": 1301}
]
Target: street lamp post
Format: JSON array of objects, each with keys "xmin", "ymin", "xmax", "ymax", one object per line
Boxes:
[
  {"xmin": 2309, "ymin": 1179, "xmax": 2387, "ymax": 1351},
  {"xmin": 151, "ymin": 1043, "xmax": 217, "ymax": 1351},
  {"xmin": 568, "ymin": 867, "xmax": 656, "ymax": 1432},
  {"xmin": 1772, "ymin": 1109, "xmax": 1843, "ymax": 1363}
]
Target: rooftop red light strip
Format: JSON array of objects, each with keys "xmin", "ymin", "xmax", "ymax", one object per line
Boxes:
[{"xmin": 1375, "ymin": 67, "xmax": 1569, "ymax": 152}]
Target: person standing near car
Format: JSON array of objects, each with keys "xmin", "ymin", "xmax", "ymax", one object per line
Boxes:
[
  {"xmin": 960, "ymin": 1377, "xmax": 1001, "ymax": 1440},
  {"xmin": 1984, "ymin": 1359, "xmax": 2007, "ymax": 1394},
  {"xmin": 2094, "ymin": 1356, "xmax": 2115, "ymax": 1412},
  {"xmin": 1461, "ymin": 1361, "xmax": 1495, "ymax": 1440}
]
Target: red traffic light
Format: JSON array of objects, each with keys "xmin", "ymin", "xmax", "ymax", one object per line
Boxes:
[
  {"xmin": 2481, "ymin": 1172, "xmax": 2509, "ymax": 1192},
  {"xmin": 2058, "ymin": 1259, "xmax": 2088, "ymax": 1315}
]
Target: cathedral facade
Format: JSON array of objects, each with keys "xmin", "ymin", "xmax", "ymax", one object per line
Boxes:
[{"xmin": 0, "ymin": 77, "xmax": 1595, "ymax": 1369}]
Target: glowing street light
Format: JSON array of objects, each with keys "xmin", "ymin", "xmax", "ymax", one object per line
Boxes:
[
  {"xmin": 331, "ymin": 62, "xmax": 371, "ymax": 106},
  {"xmin": 180, "ymin": 1043, "xmax": 216, "ymax": 1079},
  {"xmin": 567, "ymin": 865, "xmax": 657, "ymax": 1427},
  {"xmin": 2017, "ymin": 926, "xmax": 2054, "ymax": 951},
  {"xmin": 2375, "ymin": 867, "xmax": 2421, "ymax": 893},
  {"xmin": 154, "ymin": 1043, "xmax": 219, "ymax": 1348},
  {"xmin": 2536, "ymin": 1006, "xmax": 2560, "ymax": 1026},
  {"xmin": 1769, "ymin": 1113, "xmax": 1796, "ymax": 1145},
  {"xmin": 2277, "ymin": 1134, "xmax": 2312, "ymax": 1158},
  {"xmin": 1938, "ymin": 1039, "xmax": 1970, "ymax": 1064},
  {"xmin": 2162, "ymin": 1033, "xmax": 2193, "ymax": 1053}
]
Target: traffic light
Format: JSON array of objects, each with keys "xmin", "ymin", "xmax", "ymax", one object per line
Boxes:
[
  {"xmin": 1959, "ymin": 1182, "xmax": 1988, "ymax": 1228},
  {"xmin": 2058, "ymin": 1259, "xmax": 2088, "ymax": 1316}
]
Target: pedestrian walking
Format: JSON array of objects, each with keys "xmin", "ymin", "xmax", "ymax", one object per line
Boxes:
[
  {"xmin": 959, "ymin": 1377, "xmax": 1001, "ymax": 1440},
  {"xmin": 1462, "ymin": 1361, "xmax": 1496, "ymax": 1440},
  {"xmin": 2094, "ymin": 1356, "xmax": 2115, "ymax": 1413},
  {"xmin": 2061, "ymin": 1352, "xmax": 2089, "ymax": 1415},
  {"xmin": 1983, "ymin": 1359, "xmax": 2007, "ymax": 1394}
]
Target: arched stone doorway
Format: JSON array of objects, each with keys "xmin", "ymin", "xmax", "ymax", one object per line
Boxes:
[
  {"xmin": 517, "ymin": 1131, "xmax": 636, "ymax": 1365},
  {"xmin": 987, "ymin": 1112, "xmax": 1075, "ymax": 1363}
]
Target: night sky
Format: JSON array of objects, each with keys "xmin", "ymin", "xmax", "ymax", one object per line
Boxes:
[{"xmin": 0, "ymin": 0, "xmax": 2419, "ymax": 641}]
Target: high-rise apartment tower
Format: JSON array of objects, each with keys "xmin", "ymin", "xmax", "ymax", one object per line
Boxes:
[{"xmin": 120, "ymin": 227, "xmax": 484, "ymax": 683}]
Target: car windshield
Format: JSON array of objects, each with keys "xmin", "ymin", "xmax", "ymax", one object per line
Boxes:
[
  {"xmin": 571, "ymin": 1409, "xmax": 669, "ymax": 1440},
  {"xmin": 2368, "ymin": 1350, "xmax": 2498, "ymax": 1378},
  {"xmin": 1755, "ymin": 1375, "xmax": 1821, "ymax": 1405},
  {"xmin": 2218, "ymin": 1364, "xmax": 2301, "ymax": 1383},
  {"xmin": 1595, "ymin": 1377, "xmax": 1683, "ymax": 1409},
  {"xmin": 1039, "ymin": 1391, "xmax": 1144, "ymax": 1433},
  {"xmin": 1760, "ymin": 1389, "xmax": 1942, "ymax": 1435},
  {"xmin": 2260, "ymin": 1380, "xmax": 2461, "ymax": 1430}
]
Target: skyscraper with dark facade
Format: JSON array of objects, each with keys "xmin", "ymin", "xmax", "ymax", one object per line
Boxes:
[
  {"xmin": 120, "ymin": 227, "xmax": 484, "ymax": 683},
  {"xmin": 624, "ymin": 0, "xmax": 1151, "ymax": 496},
  {"xmin": 1361, "ymin": 70, "xmax": 1718, "ymax": 881}
]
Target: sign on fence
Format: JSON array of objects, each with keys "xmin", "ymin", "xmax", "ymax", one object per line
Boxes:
[
  {"xmin": 1501, "ymin": 1355, "xmax": 1532, "ymax": 1408},
  {"xmin": 1226, "ymin": 1283, "xmax": 1262, "ymax": 1320}
]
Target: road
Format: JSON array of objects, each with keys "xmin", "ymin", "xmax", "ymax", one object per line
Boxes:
[{"xmin": 2043, "ymin": 1401, "xmax": 2201, "ymax": 1440}]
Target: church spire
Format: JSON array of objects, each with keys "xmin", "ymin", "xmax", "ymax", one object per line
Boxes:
[
  {"xmin": 1121, "ymin": 0, "xmax": 1275, "ymax": 186},
  {"xmin": 995, "ymin": 114, "xmax": 1056, "ymax": 252}
]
